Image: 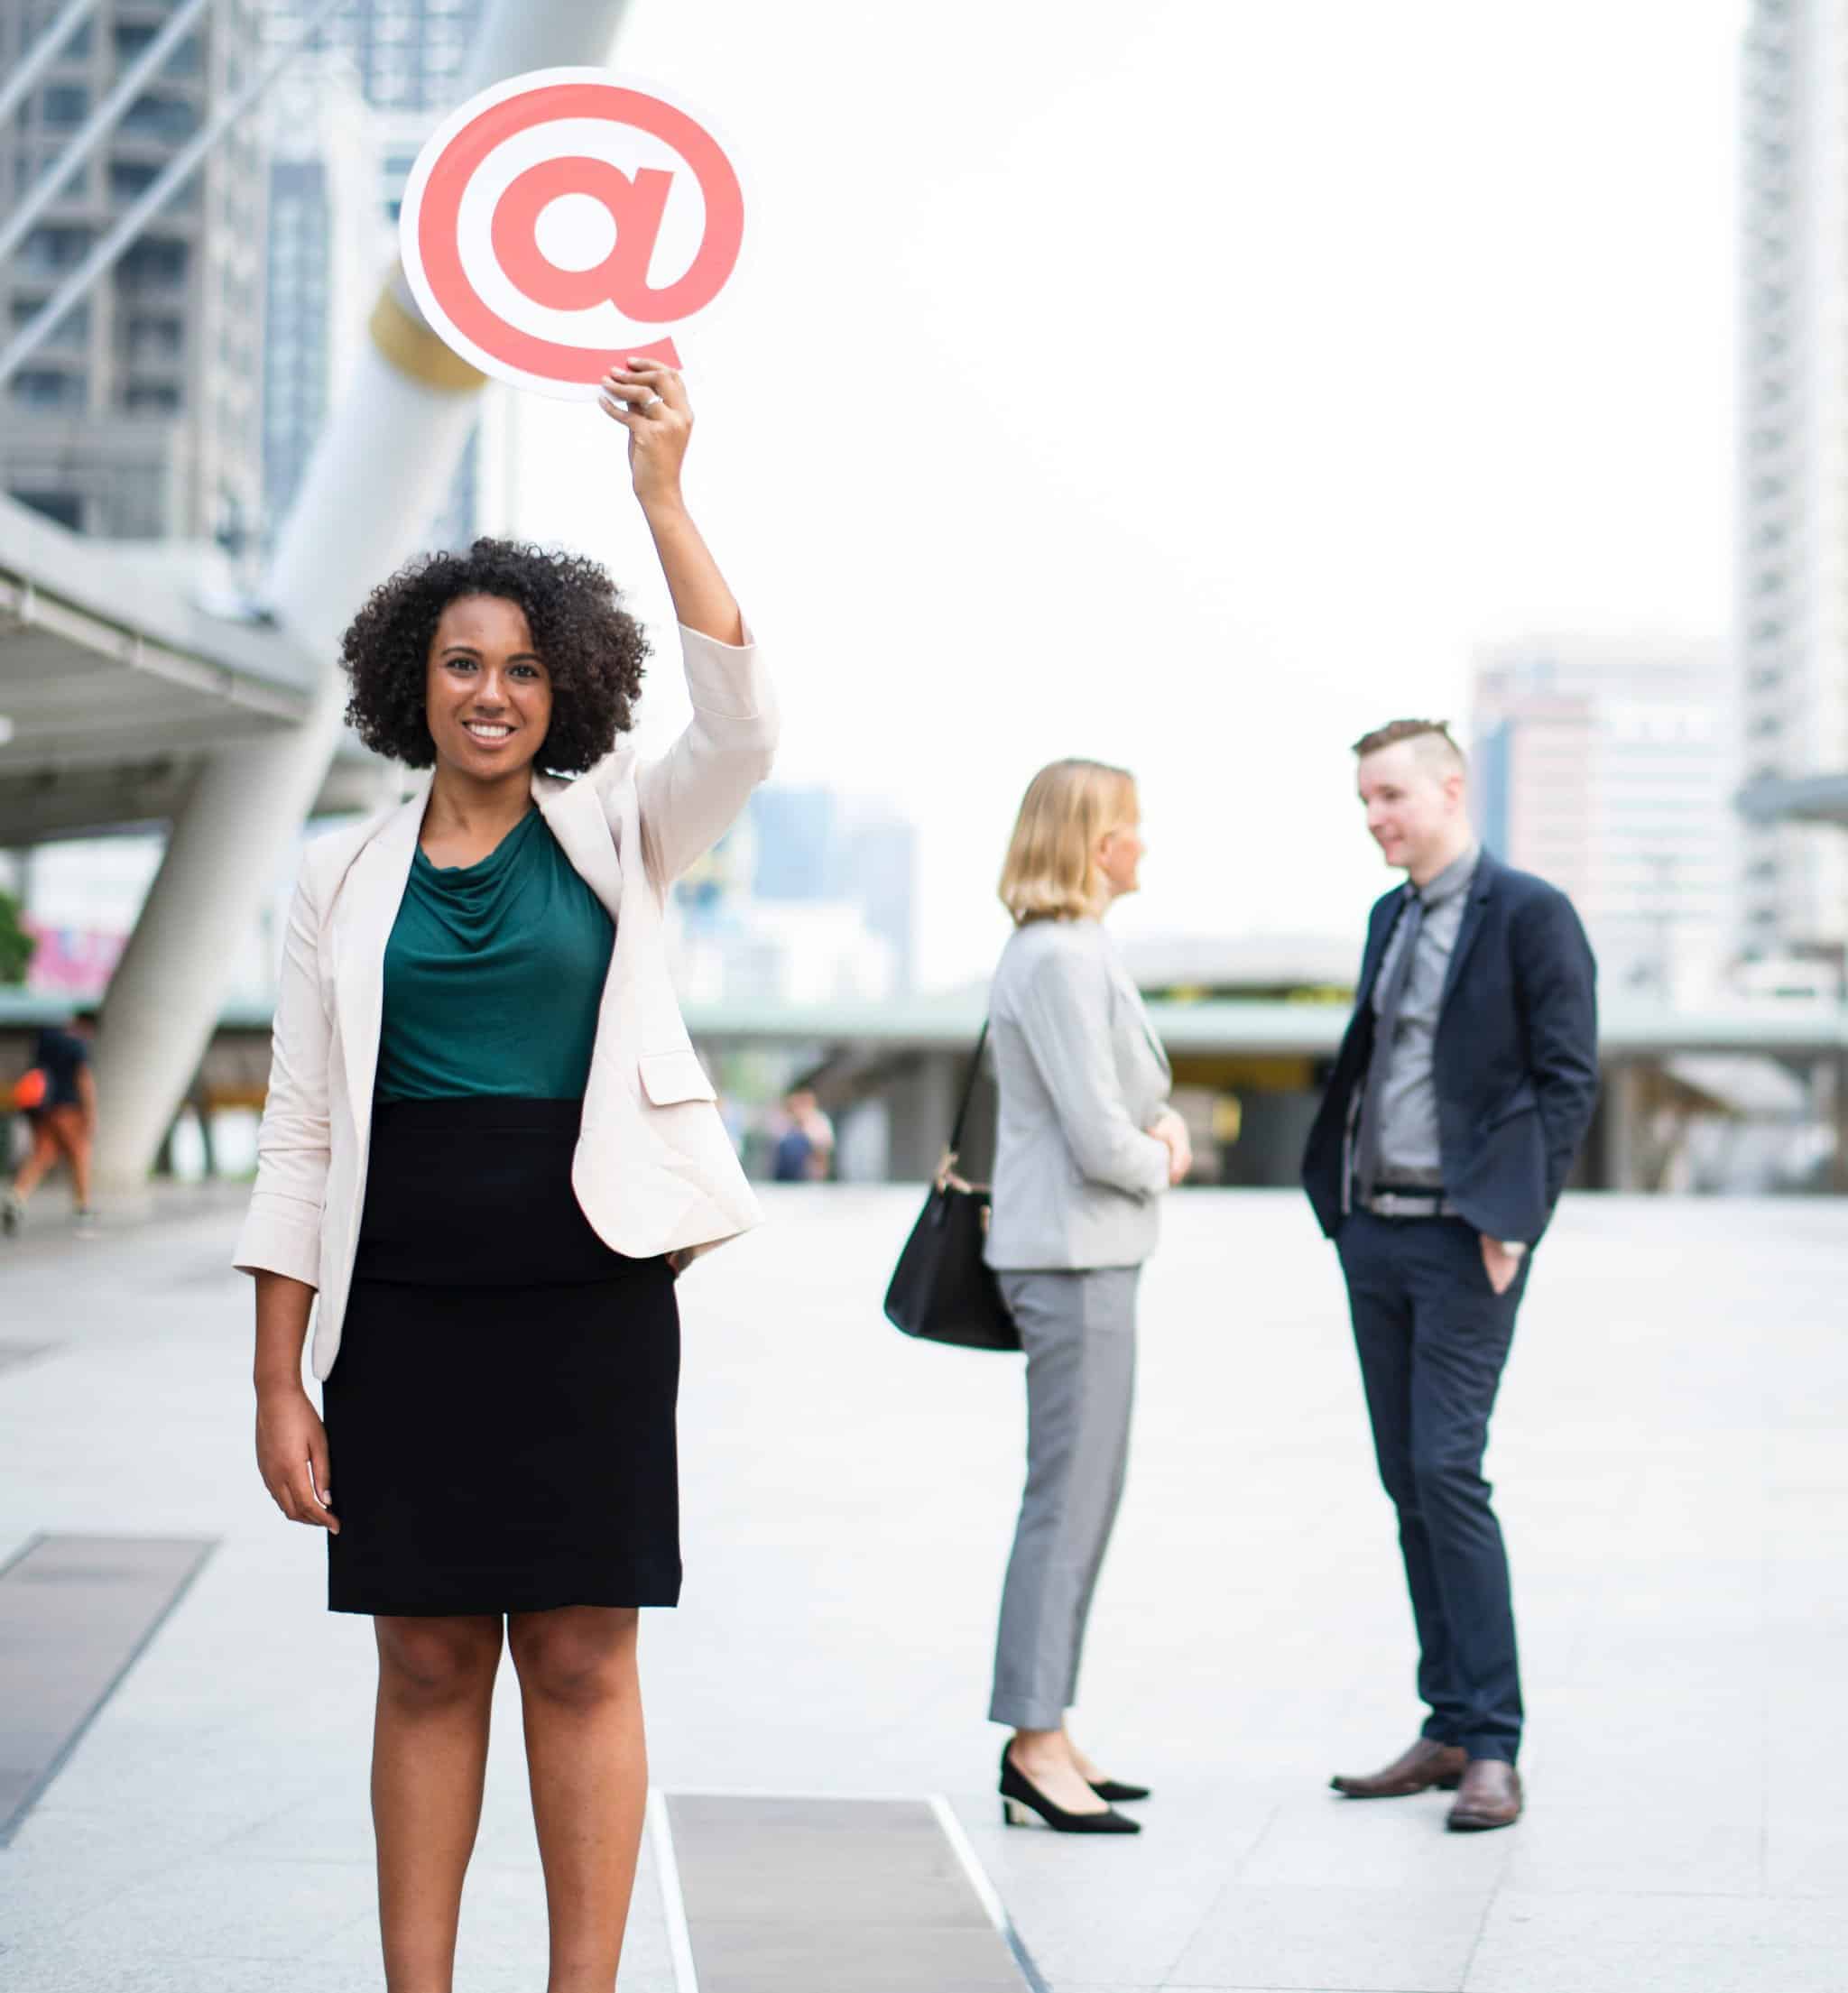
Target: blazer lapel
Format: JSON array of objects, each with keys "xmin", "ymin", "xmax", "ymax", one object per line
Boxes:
[
  {"xmin": 1355, "ymin": 890, "xmax": 1412, "ymax": 1011},
  {"xmin": 533, "ymin": 769, "xmax": 624, "ymax": 920},
  {"xmin": 1122, "ymin": 970, "xmax": 1170, "ymax": 1080},
  {"xmin": 1437, "ymin": 853, "xmax": 1499, "ymax": 1020},
  {"xmin": 333, "ymin": 779, "xmax": 429, "ymax": 1118}
]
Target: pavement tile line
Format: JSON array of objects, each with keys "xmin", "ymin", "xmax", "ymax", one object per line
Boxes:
[
  {"xmin": 929, "ymin": 1793, "xmax": 1051, "ymax": 1993},
  {"xmin": 0, "ymin": 1532, "xmax": 218, "ymax": 1846},
  {"xmin": 647, "ymin": 1785, "xmax": 701, "ymax": 1993}
]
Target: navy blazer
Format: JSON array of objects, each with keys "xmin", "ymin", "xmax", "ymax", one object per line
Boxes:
[{"xmin": 1301, "ymin": 849, "xmax": 1600, "ymax": 1246}]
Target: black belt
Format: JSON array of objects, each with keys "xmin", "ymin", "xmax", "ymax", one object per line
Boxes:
[{"xmin": 1362, "ymin": 1186, "xmax": 1464, "ymax": 1220}]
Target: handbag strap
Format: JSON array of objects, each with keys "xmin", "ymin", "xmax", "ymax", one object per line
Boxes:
[{"xmin": 947, "ymin": 1020, "xmax": 990, "ymax": 1158}]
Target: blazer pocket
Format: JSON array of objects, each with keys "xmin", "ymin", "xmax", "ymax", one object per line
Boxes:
[{"xmin": 639, "ymin": 1049, "xmax": 718, "ymax": 1107}]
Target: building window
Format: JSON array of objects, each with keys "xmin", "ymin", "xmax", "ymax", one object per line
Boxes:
[
  {"xmin": 108, "ymin": 159, "xmax": 162, "ymax": 201},
  {"xmin": 10, "ymin": 487, "xmax": 84, "ymax": 529},
  {"xmin": 125, "ymin": 382, "xmax": 181, "ymax": 413},
  {"xmin": 111, "ymin": 25, "xmax": 203, "ymax": 77},
  {"xmin": 125, "ymin": 313, "xmax": 182, "ymax": 360},
  {"xmin": 9, "ymin": 298, "xmax": 88, "ymax": 347},
  {"xmin": 41, "ymin": 83, "xmax": 88, "ymax": 126},
  {"xmin": 21, "ymin": 224, "xmax": 91, "ymax": 271},
  {"xmin": 122, "ymin": 94, "xmax": 200, "ymax": 143},
  {"xmin": 117, "ymin": 235, "xmax": 189, "ymax": 287},
  {"xmin": 12, "ymin": 366, "xmax": 86, "ymax": 409}
]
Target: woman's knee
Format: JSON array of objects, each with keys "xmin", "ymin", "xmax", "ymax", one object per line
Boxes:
[
  {"xmin": 374, "ymin": 1615, "xmax": 503, "ymax": 1712},
  {"xmin": 508, "ymin": 1608, "xmax": 637, "ymax": 1712}
]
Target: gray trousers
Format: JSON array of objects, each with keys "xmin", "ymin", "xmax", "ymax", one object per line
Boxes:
[{"xmin": 989, "ymin": 1266, "xmax": 1141, "ymax": 1730}]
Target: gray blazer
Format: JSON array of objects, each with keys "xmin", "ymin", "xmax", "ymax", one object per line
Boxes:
[{"xmin": 983, "ymin": 917, "xmax": 1174, "ymax": 1272}]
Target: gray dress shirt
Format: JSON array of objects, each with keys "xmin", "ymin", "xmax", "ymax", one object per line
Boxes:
[{"xmin": 1360, "ymin": 844, "xmax": 1481, "ymax": 1188}]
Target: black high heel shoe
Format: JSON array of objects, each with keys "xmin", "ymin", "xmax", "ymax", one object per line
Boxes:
[
  {"xmin": 1000, "ymin": 1744, "xmax": 1141, "ymax": 1834},
  {"xmin": 1088, "ymin": 1776, "xmax": 1151, "ymax": 1804}
]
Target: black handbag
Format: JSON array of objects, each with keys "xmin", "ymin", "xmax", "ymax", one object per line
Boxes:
[{"xmin": 882, "ymin": 1022, "xmax": 1021, "ymax": 1352}]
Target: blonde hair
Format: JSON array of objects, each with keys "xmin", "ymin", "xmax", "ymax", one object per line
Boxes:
[{"xmin": 998, "ymin": 759, "xmax": 1138, "ymax": 926}]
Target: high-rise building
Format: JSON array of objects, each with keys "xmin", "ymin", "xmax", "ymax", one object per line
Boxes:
[
  {"xmin": 262, "ymin": 0, "xmax": 481, "ymax": 115},
  {"xmin": 1738, "ymin": 0, "xmax": 1848, "ymax": 960},
  {"xmin": 1473, "ymin": 639, "xmax": 1733, "ymax": 1001},
  {"xmin": 747, "ymin": 785, "xmax": 919, "ymax": 992},
  {"xmin": 661, "ymin": 784, "xmax": 920, "ymax": 1008},
  {"xmin": 0, "ymin": 0, "xmax": 270, "ymax": 544},
  {"xmin": 261, "ymin": 53, "xmax": 380, "ymax": 542},
  {"xmin": 257, "ymin": 0, "xmax": 500, "ymax": 549}
]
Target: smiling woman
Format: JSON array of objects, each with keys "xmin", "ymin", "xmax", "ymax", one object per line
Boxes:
[
  {"xmin": 233, "ymin": 358, "xmax": 777, "ymax": 1991},
  {"xmin": 340, "ymin": 536, "xmax": 649, "ymax": 778}
]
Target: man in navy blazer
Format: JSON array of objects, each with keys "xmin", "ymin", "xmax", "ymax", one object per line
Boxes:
[{"xmin": 1301, "ymin": 718, "xmax": 1598, "ymax": 1832}]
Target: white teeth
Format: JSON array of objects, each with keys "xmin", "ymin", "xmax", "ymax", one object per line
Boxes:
[{"xmin": 465, "ymin": 723, "xmax": 512, "ymax": 739}]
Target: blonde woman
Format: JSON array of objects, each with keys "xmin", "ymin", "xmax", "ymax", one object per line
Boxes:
[{"xmin": 985, "ymin": 759, "xmax": 1191, "ymax": 1835}]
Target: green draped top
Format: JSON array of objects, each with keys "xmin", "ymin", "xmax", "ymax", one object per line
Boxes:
[{"xmin": 374, "ymin": 806, "xmax": 615, "ymax": 1104}]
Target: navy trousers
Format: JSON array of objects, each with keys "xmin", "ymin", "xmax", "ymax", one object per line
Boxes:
[{"xmin": 1335, "ymin": 1213, "xmax": 1529, "ymax": 1762}]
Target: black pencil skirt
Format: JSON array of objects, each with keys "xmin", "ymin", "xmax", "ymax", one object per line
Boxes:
[{"xmin": 322, "ymin": 1095, "xmax": 681, "ymax": 1617}]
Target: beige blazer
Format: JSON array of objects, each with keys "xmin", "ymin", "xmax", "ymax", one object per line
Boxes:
[{"xmin": 232, "ymin": 623, "xmax": 777, "ymax": 1380}]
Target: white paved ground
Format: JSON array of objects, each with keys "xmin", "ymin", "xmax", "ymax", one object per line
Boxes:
[{"xmin": 0, "ymin": 1184, "xmax": 1843, "ymax": 1992}]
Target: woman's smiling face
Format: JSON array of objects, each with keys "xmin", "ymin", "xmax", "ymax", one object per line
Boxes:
[{"xmin": 424, "ymin": 595, "xmax": 551, "ymax": 779}]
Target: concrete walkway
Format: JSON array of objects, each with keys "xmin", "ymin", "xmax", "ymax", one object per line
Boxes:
[{"xmin": 1, "ymin": 1184, "xmax": 1843, "ymax": 1991}]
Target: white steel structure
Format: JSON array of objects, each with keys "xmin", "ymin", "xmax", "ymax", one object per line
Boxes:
[{"xmin": 1738, "ymin": 0, "xmax": 1848, "ymax": 960}]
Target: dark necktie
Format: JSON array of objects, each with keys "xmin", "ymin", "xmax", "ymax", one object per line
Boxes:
[{"xmin": 1354, "ymin": 890, "xmax": 1425, "ymax": 1202}]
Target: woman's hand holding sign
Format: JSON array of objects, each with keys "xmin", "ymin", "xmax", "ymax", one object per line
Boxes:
[
  {"xmin": 599, "ymin": 358, "xmax": 744, "ymax": 646},
  {"xmin": 598, "ymin": 357, "xmax": 692, "ymax": 509}
]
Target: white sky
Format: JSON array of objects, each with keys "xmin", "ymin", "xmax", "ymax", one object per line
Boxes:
[{"xmin": 504, "ymin": 0, "xmax": 1749, "ymax": 992}]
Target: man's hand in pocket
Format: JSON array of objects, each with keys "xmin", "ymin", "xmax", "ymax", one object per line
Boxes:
[{"xmin": 1481, "ymin": 1235, "xmax": 1524, "ymax": 1296}]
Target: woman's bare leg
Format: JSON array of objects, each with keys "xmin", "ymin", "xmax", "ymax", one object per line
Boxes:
[
  {"xmin": 508, "ymin": 1606, "xmax": 647, "ymax": 1993},
  {"xmin": 372, "ymin": 1613, "xmax": 504, "ymax": 1993}
]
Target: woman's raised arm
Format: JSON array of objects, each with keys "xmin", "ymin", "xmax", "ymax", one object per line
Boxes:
[
  {"xmin": 598, "ymin": 359, "xmax": 777, "ymax": 888},
  {"xmin": 599, "ymin": 356, "xmax": 742, "ymax": 644}
]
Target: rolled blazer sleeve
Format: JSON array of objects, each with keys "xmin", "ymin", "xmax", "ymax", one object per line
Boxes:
[
  {"xmin": 1015, "ymin": 943, "xmax": 1170, "ymax": 1200},
  {"xmin": 232, "ymin": 867, "xmax": 330, "ymax": 1287},
  {"xmin": 635, "ymin": 622, "xmax": 779, "ymax": 892}
]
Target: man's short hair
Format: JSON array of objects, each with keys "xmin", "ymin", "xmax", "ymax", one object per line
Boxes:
[{"xmin": 1351, "ymin": 718, "xmax": 1465, "ymax": 772}]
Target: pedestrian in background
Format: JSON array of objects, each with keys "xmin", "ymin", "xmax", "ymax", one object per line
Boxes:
[
  {"xmin": 771, "ymin": 1087, "xmax": 836, "ymax": 1181},
  {"xmin": 5, "ymin": 1008, "xmax": 98, "ymax": 1237},
  {"xmin": 234, "ymin": 362, "xmax": 775, "ymax": 1991},
  {"xmin": 984, "ymin": 758, "xmax": 1192, "ymax": 1835},
  {"xmin": 1302, "ymin": 719, "xmax": 1598, "ymax": 1832}
]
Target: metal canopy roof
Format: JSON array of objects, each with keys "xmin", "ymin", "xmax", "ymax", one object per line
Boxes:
[{"xmin": 0, "ymin": 493, "xmax": 387, "ymax": 844}]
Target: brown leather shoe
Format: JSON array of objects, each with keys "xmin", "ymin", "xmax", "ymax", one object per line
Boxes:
[
  {"xmin": 1446, "ymin": 1758, "xmax": 1522, "ymax": 1831},
  {"xmin": 1329, "ymin": 1738, "xmax": 1467, "ymax": 1799}
]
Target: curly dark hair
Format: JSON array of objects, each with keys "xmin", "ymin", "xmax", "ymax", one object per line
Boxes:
[{"xmin": 339, "ymin": 538, "xmax": 651, "ymax": 774}]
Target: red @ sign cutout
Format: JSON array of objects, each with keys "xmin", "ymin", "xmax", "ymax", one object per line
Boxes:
[{"xmin": 399, "ymin": 69, "xmax": 745, "ymax": 400}]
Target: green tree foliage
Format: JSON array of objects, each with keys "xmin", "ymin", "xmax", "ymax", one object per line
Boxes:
[{"xmin": 0, "ymin": 890, "xmax": 35, "ymax": 987}]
